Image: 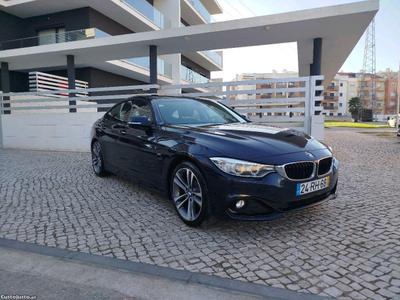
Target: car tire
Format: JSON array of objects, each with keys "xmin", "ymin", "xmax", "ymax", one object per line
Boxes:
[
  {"xmin": 91, "ymin": 141, "xmax": 108, "ymax": 177},
  {"xmin": 170, "ymin": 161, "xmax": 214, "ymax": 227}
]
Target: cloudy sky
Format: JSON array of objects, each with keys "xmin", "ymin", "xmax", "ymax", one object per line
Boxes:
[{"xmin": 212, "ymin": 0, "xmax": 400, "ymax": 81}]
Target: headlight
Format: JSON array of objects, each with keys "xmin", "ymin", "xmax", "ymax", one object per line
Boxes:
[
  {"xmin": 333, "ymin": 157, "xmax": 339, "ymax": 170},
  {"xmin": 210, "ymin": 157, "xmax": 275, "ymax": 178}
]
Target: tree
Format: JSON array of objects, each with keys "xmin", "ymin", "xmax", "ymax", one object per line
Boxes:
[{"xmin": 348, "ymin": 97, "xmax": 360, "ymax": 122}]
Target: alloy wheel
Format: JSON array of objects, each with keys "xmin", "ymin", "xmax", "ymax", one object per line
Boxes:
[
  {"xmin": 172, "ymin": 168, "xmax": 203, "ymax": 221},
  {"xmin": 92, "ymin": 142, "xmax": 102, "ymax": 174}
]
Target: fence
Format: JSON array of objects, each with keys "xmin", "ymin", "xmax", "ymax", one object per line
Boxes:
[
  {"xmin": 29, "ymin": 71, "xmax": 89, "ymax": 97},
  {"xmin": 0, "ymin": 76, "xmax": 324, "ymax": 151}
]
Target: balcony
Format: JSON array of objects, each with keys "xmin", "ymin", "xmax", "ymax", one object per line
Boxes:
[
  {"xmin": 182, "ymin": 0, "xmax": 215, "ymax": 25},
  {"xmin": 0, "ymin": 28, "xmax": 172, "ymax": 79},
  {"xmin": 126, "ymin": 57, "xmax": 172, "ymax": 78},
  {"xmin": 324, "ymin": 96, "xmax": 338, "ymax": 101},
  {"xmin": 121, "ymin": 0, "xmax": 171, "ymax": 29},
  {"xmin": 0, "ymin": 28, "xmax": 109, "ymax": 51},
  {"xmin": 181, "ymin": 65, "xmax": 212, "ymax": 84},
  {"xmin": 327, "ymin": 85, "xmax": 339, "ymax": 91}
]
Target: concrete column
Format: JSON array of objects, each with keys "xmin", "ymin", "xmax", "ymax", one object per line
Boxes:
[
  {"xmin": 310, "ymin": 38, "xmax": 323, "ymax": 115},
  {"xmin": 154, "ymin": 0, "xmax": 182, "ymax": 94},
  {"xmin": 67, "ymin": 55, "xmax": 76, "ymax": 113},
  {"xmin": 1, "ymin": 62, "xmax": 11, "ymax": 115},
  {"xmin": 149, "ymin": 45, "xmax": 158, "ymax": 94},
  {"xmin": 310, "ymin": 38, "xmax": 322, "ymax": 76}
]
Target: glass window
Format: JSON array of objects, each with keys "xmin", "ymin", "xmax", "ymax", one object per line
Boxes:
[
  {"xmin": 339, "ymin": 103, "xmax": 343, "ymax": 107},
  {"xmin": 38, "ymin": 27, "xmax": 66, "ymax": 45},
  {"xmin": 155, "ymin": 98, "xmax": 245, "ymax": 125},
  {"xmin": 340, "ymin": 83, "xmax": 343, "ymax": 87},
  {"xmin": 128, "ymin": 99, "xmax": 153, "ymax": 122},
  {"xmin": 105, "ymin": 102, "xmax": 132, "ymax": 123}
]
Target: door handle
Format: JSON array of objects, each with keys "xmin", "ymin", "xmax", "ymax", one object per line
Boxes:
[{"xmin": 120, "ymin": 130, "xmax": 127, "ymax": 135}]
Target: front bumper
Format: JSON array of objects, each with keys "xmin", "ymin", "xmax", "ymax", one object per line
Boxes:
[{"xmin": 200, "ymin": 157, "xmax": 339, "ymax": 221}]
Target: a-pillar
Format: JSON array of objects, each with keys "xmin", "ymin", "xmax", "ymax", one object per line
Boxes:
[{"xmin": 67, "ymin": 55, "xmax": 76, "ymax": 113}]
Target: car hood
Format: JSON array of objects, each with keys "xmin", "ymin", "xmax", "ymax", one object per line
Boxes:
[{"xmin": 169, "ymin": 122, "xmax": 328, "ymax": 160}]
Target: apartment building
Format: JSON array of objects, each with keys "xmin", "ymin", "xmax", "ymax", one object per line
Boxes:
[
  {"xmin": 385, "ymin": 78, "xmax": 398, "ymax": 115},
  {"xmin": 0, "ymin": 0, "xmax": 223, "ymax": 94}
]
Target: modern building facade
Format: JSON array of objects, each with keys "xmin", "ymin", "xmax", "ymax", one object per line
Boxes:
[{"xmin": 0, "ymin": 0, "xmax": 223, "ymax": 94}]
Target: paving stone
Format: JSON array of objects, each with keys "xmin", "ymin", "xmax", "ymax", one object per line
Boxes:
[{"xmin": 0, "ymin": 130, "xmax": 399, "ymax": 299}]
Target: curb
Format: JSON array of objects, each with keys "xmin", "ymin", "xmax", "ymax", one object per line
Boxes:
[{"xmin": 0, "ymin": 238, "xmax": 330, "ymax": 300}]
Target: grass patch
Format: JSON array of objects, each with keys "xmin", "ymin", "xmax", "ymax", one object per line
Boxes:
[{"xmin": 324, "ymin": 122, "xmax": 387, "ymax": 128}]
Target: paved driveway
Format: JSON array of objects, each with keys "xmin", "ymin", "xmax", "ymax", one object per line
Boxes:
[{"xmin": 0, "ymin": 129, "xmax": 399, "ymax": 299}]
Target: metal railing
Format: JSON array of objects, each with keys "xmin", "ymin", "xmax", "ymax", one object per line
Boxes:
[
  {"xmin": 0, "ymin": 28, "xmax": 109, "ymax": 51},
  {"xmin": 120, "ymin": 0, "xmax": 171, "ymax": 29},
  {"xmin": 0, "ymin": 76, "xmax": 324, "ymax": 135},
  {"xmin": 181, "ymin": 66, "xmax": 212, "ymax": 85}
]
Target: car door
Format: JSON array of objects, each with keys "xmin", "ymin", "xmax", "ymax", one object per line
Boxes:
[
  {"xmin": 99, "ymin": 102, "xmax": 131, "ymax": 169},
  {"xmin": 116, "ymin": 99, "xmax": 162, "ymax": 187}
]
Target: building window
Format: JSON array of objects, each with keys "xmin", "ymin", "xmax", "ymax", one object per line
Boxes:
[
  {"xmin": 350, "ymin": 92, "xmax": 355, "ymax": 96},
  {"xmin": 338, "ymin": 113, "xmax": 342, "ymax": 116},
  {"xmin": 339, "ymin": 103, "xmax": 343, "ymax": 107},
  {"xmin": 322, "ymin": 113, "xmax": 327, "ymax": 115},
  {"xmin": 350, "ymin": 83, "xmax": 355, "ymax": 87},
  {"xmin": 330, "ymin": 113, "xmax": 334, "ymax": 116},
  {"xmin": 330, "ymin": 93, "xmax": 334, "ymax": 96},
  {"xmin": 289, "ymin": 82, "xmax": 294, "ymax": 86},
  {"xmin": 390, "ymin": 111, "xmax": 395, "ymax": 115},
  {"xmin": 392, "ymin": 82, "xmax": 397, "ymax": 87},
  {"xmin": 340, "ymin": 83, "xmax": 343, "ymax": 87},
  {"xmin": 330, "ymin": 103, "xmax": 334, "ymax": 107},
  {"xmin": 391, "ymin": 101, "xmax": 396, "ymax": 106},
  {"xmin": 340, "ymin": 93, "xmax": 343, "ymax": 97},
  {"xmin": 391, "ymin": 92, "xmax": 396, "ymax": 96},
  {"xmin": 38, "ymin": 27, "xmax": 66, "ymax": 45}
]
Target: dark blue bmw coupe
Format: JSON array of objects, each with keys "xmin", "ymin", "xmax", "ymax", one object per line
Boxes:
[{"xmin": 91, "ymin": 96, "xmax": 338, "ymax": 227}]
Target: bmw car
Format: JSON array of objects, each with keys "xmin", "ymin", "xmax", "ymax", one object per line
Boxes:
[{"xmin": 91, "ymin": 96, "xmax": 338, "ymax": 227}]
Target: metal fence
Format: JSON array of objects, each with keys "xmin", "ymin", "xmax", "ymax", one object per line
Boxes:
[{"xmin": 0, "ymin": 76, "xmax": 324, "ymax": 146}]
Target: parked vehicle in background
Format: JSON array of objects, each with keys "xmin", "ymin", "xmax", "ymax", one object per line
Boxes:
[
  {"xmin": 387, "ymin": 116, "xmax": 400, "ymax": 128},
  {"xmin": 90, "ymin": 96, "xmax": 339, "ymax": 227}
]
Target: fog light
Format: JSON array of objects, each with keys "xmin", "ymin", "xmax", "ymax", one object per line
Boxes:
[{"xmin": 236, "ymin": 200, "xmax": 245, "ymax": 209}]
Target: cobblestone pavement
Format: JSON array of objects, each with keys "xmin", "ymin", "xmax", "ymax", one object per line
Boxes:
[{"xmin": 0, "ymin": 129, "xmax": 399, "ymax": 300}]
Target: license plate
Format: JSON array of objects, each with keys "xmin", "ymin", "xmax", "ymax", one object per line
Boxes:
[{"xmin": 296, "ymin": 177, "xmax": 329, "ymax": 196}]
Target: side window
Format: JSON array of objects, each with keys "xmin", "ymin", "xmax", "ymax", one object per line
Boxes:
[
  {"xmin": 105, "ymin": 101, "xmax": 132, "ymax": 123},
  {"xmin": 128, "ymin": 99, "xmax": 153, "ymax": 122}
]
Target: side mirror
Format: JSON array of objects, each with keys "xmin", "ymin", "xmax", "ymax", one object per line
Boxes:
[
  {"xmin": 240, "ymin": 114, "xmax": 252, "ymax": 122},
  {"xmin": 128, "ymin": 116, "xmax": 151, "ymax": 129}
]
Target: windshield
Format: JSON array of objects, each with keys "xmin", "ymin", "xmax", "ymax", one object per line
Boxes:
[{"xmin": 154, "ymin": 98, "xmax": 246, "ymax": 125}]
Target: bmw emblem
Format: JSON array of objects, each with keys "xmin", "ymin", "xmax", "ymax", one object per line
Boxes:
[{"xmin": 305, "ymin": 152, "xmax": 315, "ymax": 159}]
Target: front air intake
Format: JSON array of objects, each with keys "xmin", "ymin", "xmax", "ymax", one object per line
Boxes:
[
  {"xmin": 284, "ymin": 162, "xmax": 315, "ymax": 180},
  {"xmin": 318, "ymin": 157, "xmax": 333, "ymax": 176}
]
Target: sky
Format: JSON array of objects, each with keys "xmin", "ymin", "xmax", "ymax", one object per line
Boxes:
[{"xmin": 212, "ymin": 0, "xmax": 400, "ymax": 81}]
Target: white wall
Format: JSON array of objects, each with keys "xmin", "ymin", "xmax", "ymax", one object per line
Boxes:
[
  {"xmin": 1, "ymin": 112, "xmax": 103, "ymax": 152},
  {"xmin": 311, "ymin": 115, "xmax": 325, "ymax": 141}
]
